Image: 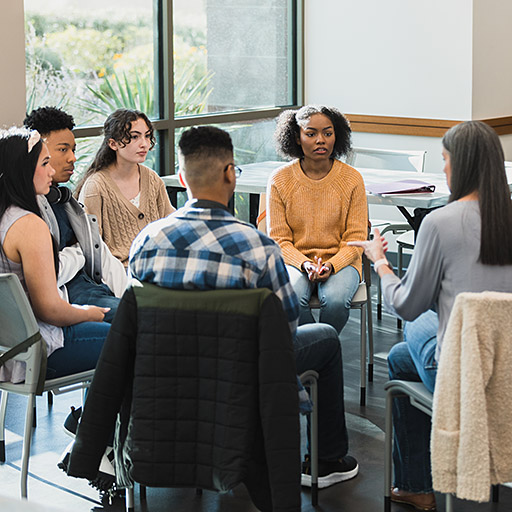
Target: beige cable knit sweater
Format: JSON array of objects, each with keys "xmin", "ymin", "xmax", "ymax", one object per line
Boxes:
[
  {"xmin": 78, "ymin": 165, "xmax": 174, "ymax": 267},
  {"xmin": 431, "ymin": 291, "xmax": 512, "ymax": 502}
]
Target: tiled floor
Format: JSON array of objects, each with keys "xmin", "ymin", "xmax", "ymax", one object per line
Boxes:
[{"xmin": 1, "ymin": 288, "xmax": 511, "ymax": 511}]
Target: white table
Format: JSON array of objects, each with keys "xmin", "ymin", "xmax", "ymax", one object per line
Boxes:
[{"xmin": 162, "ymin": 160, "xmax": 512, "ymax": 225}]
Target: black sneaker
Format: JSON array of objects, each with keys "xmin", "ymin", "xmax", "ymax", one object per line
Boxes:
[
  {"xmin": 301, "ymin": 454, "xmax": 359, "ymax": 488},
  {"xmin": 63, "ymin": 406, "xmax": 82, "ymax": 438}
]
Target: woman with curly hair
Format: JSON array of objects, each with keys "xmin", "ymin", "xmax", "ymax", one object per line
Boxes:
[
  {"xmin": 267, "ymin": 105, "xmax": 368, "ymax": 334},
  {"xmin": 76, "ymin": 109, "xmax": 174, "ymax": 266}
]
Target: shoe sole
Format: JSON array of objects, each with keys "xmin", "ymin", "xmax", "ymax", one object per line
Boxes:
[
  {"xmin": 301, "ymin": 463, "xmax": 359, "ymax": 488},
  {"xmin": 62, "ymin": 425, "xmax": 76, "ymax": 439},
  {"xmin": 391, "ymin": 494, "xmax": 436, "ymax": 511}
]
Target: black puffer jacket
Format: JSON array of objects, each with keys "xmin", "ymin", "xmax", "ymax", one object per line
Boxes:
[{"xmin": 68, "ymin": 284, "xmax": 301, "ymax": 512}]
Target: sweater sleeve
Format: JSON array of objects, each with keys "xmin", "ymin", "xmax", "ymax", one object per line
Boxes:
[
  {"xmin": 327, "ymin": 174, "xmax": 367, "ymax": 274},
  {"xmin": 79, "ymin": 178, "xmax": 104, "ymax": 236},
  {"xmin": 267, "ymin": 173, "xmax": 311, "ymax": 270},
  {"xmin": 155, "ymin": 174, "xmax": 175, "ymax": 217},
  {"xmin": 381, "ymin": 215, "xmax": 443, "ymax": 321}
]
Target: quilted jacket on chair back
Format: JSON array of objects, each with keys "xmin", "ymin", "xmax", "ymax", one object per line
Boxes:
[{"xmin": 68, "ymin": 283, "xmax": 301, "ymax": 512}]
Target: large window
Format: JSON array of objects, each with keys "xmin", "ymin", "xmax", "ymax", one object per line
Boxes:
[{"xmin": 24, "ymin": 0, "xmax": 302, "ymax": 181}]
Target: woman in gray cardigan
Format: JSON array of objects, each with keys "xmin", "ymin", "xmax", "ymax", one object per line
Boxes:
[{"xmin": 350, "ymin": 121, "xmax": 512, "ymax": 511}]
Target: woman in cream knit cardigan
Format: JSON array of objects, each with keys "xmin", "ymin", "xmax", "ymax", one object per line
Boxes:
[
  {"xmin": 76, "ymin": 109, "xmax": 174, "ymax": 267},
  {"xmin": 267, "ymin": 106, "xmax": 368, "ymax": 334}
]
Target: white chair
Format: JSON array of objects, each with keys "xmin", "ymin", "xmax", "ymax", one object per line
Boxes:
[
  {"xmin": 0, "ymin": 273, "xmax": 94, "ymax": 498},
  {"xmin": 345, "ymin": 146, "xmax": 426, "ymax": 173},
  {"xmin": 346, "ymin": 146, "xmax": 427, "ymax": 323},
  {"xmin": 309, "ymin": 255, "xmax": 374, "ymax": 406}
]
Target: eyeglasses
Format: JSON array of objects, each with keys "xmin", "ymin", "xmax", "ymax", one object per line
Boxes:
[{"xmin": 224, "ymin": 163, "xmax": 243, "ymax": 178}]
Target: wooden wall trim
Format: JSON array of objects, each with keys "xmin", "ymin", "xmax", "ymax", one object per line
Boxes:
[{"xmin": 345, "ymin": 114, "xmax": 512, "ymax": 137}]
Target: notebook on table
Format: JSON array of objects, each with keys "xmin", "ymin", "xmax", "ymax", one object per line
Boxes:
[{"xmin": 365, "ymin": 179, "xmax": 436, "ymax": 195}]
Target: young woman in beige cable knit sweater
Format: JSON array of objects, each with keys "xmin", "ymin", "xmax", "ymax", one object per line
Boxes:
[{"xmin": 76, "ymin": 109, "xmax": 174, "ymax": 267}]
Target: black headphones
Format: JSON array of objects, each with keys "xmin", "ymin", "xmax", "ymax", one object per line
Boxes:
[{"xmin": 46, "ymin": 185, "xmax": 73, "ymax": 204}]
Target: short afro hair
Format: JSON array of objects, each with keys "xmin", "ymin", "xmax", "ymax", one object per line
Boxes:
[
  {"xmin": 24, "ymin": 106, "xmax": 75, "ymax": 136},
  {"xmin": 179, "ymin": 126, "xmax": 233, "ymax": 160},
  {"xmin": 274, "ymin": 105, "xmax": 352, "ymax": 160}
]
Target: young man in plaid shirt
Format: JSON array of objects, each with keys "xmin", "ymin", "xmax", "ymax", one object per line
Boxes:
[{"xmin": 129, "ymin": 126, "xmax": 359, "ymax": 489}]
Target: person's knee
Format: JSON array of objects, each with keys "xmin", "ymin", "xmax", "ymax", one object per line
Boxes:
[{"xmin": 387, "ymin": 342, "xmax": 413, "ymax": 380}]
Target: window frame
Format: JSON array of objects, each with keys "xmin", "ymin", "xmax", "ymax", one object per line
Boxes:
[{"xmin": 71, "ymin": 0, "xmax": 304, "ymax": 176}]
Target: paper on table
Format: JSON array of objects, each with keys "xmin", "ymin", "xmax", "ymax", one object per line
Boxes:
[{"xmin": 365, "ymin": 179, "xmax": 436, "ymax": 195}]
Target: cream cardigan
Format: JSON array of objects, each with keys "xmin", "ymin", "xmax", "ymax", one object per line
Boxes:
[
  {"xmin": 431, "ymin": 291, "xmax": 512, "ymax": 502},
  {"xmin": 78, "ymin": 165, "xmax": 174, "ymax": 267}
]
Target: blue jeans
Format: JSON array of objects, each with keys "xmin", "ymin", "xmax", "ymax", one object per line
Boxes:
[
  {"xmin": 387, "ymin": 309, "xmax": 439, "ymax": 492},
  {"xmin": 294, "ymin": 323, "xmax": 348, "ymax": 460},
  {"xmin": 46, "ymin": 321, "xmax": 111, "ymax": 379},
  {"xmin": 287, "ymin": 264, "xmax": 360, "ymax": 334},
  {"xmin": 66, "ymin": 271, "xmax": 120, "ymax": 323}
]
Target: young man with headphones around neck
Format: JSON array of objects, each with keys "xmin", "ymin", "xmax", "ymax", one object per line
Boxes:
[{"xmin": 24, "ymin": 107, "xmax": 127, "ymax": 322}]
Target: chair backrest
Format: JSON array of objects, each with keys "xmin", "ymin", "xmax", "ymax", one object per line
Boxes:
[
  {"xmin": 0, "ymin": 273, "xmax": 43, "ymax": 391},
  {"xmin": 431, "ymin": 291, "xmax": 512, "ymax": 502},
  {"xmin": 346, "ymin": 146, "xmax": 426, "ymax": 173},
  {"xmin": 80, "ymin": 284, "xmax": 301, "ymax": 510}
]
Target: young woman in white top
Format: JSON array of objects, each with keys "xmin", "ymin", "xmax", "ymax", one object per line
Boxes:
[{"xmin": 0, "ymin": 127, "xmax": 110, "ymax": 383}]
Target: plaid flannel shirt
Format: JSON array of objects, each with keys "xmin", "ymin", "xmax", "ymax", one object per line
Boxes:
[{"xmin": 129, "ymin": 201, "xmax": 299, "ymax": 338}]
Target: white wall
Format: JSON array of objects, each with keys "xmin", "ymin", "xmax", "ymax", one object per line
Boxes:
[
  {"xmin": 305, "ymin": 0, "xmax": 474, "ymax": 120},
  {"xmin": 1, "ymin": 2, "xmax": 26, "ymax": 127},
  {"xmin": 304, "ymin": 0, "xmax": 512, "ymax": 163},
  {"xmin": 472, "ymin": 0, "xmax": 512, "ymax": 119}
]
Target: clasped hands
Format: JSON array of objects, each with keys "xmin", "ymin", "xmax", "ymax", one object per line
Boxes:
[{"xmin": 302, "ymin": 256, "xmax": 333, "ymax": 282}]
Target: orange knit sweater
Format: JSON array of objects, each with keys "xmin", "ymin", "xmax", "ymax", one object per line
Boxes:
[{"xmin": 267, "ymin": 159, "xmax": 368, "ymax": 277}]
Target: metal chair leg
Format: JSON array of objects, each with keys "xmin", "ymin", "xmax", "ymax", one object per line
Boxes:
[
  {"xmin": 367, "ymin": 288, "xmax": 374, "ymax": 382},
  {"xmin": 125, "ymin": 485, "xmax": 134, "ymax": 512},
  {"xmin": 300, "ymin": 371, "xmax": 319, "ymax": 506},
  {"xmin": 445, "ymin": 493, "xmax": 454, "ymax": 512},
  {"xmin": 384, "ymin": 389, "xmax": 393, "ymax": 512},
  {"xmin": 21, "ymin": 393, "xmax": 36, "ymax": 498},
  {"xmin": 0, "ymin": 391, "xmax": 8, "ymax": 462},
  {"xmin": 359, "ymin": 304, "xmax": 367, "ymax": 407}
]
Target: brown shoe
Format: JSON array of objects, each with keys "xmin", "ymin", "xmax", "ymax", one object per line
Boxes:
[{"xmin": 390, "ymin": 487, "xmax": 437, "ymax": 511}]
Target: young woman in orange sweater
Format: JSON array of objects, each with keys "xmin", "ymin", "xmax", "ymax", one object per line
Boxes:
[{"xmin": 267, "ymin": 106, "xmax": 368, "ymax": 334}]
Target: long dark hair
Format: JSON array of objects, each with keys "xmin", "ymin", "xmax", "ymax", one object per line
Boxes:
[
  {"xmin": 0, "ymin": 127, "xmax": 59, "ymax": 274},
  {"xmin": 74, "ymin": 108, "xmax": 155, "ymax": 196},
  {"xmin": 443, "ymin": 121, "xmax": 512, "ymax": 265},
  {"xmin": 274, "ymin": 105, "xmax": 352, "ymax": 160}
]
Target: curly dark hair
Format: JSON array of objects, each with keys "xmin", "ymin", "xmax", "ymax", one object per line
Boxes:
[
  {"xmin": 178, "ymin": 126, "xmax": 233, "ymax": 159},
  {"xmin": 274, "ymin": 105, "xmax": 352, "ymax": 160},
  {"xmin": 74, "ymin": 109, "xmax": 155, "ymax": 196},
  {"xmin": 24, "ymin": 106, "xmax": 75, "ymax": 136}
]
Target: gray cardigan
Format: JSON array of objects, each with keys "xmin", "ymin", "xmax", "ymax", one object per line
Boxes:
[
  {"xmin": 381, "ymin": 200, "xmax": 512, "ymax": 360},
  {"xmin": 38, "ymin": 194, "xmax": 126, "ymax": 297}
]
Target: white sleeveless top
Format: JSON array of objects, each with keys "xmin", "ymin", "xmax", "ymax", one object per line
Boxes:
[{"xmin": 0, "ymin": 206, "xmax": 64, "ymax": 383}]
